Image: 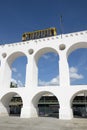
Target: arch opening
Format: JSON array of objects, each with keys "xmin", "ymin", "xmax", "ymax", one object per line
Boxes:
[
  {"xmin": 6, "ymin": 52, "xmax": 27, "ymax": 88},
  {"xmin": 34, "ymin": 47, "xmax": 58, "ymax": 64},
  {"xmin": 37, "ymin": 51, "xmax": 59, "ymax": 86},
  {"xmin": 71, "ymin": 90, "xmax": 87, "ymax": 118},
  {"xmin": 1, "ymin": 92, "xmax": 23, "ymax": 117},
  {"xmin": 11, "ymin": 56, "xmax": 27, "ymax": 88},
  {"xmin": 68, "ymin": 48, "xmax": 87, "ymax": 85},
  {"xmin": 32, "ymin": 91, "xmax": 59, "ymax": 118},
  {"xmin": 67, "ymin": 42, "xmax": 87, "ymax": 57}
]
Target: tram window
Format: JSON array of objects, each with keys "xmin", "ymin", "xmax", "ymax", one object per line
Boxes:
[
  {"xmin": 39, "ymin": 31, "xmax": 42, "ymax": 38},
  {"xmin": 28, "ymin": 34, "xmax": 31, "ymax": 40},
  {"xmin": 48, "ymin": 29, "xmax": 51, "ymax": 36},
  {"xmin": 30, "ymin": 33, "xmax": 32, "ymax": 39},
  {"xmin": 37, "ymin": 32, "xmax": 40, "ymax": 38},
  {"xmin": 47, "ymin": 30, "xmax": 49, "ymax": 37},
  {"xmin": 26, "ymin": 34, "xmax": 29, "ymax": 40},
  {"xmin": 32, "ymin": 33, "xmax": 34, "ymax": 39},
  {"xmin": 51, "ymin": 29, "xmax": 54, "ymax": 36},
  {"xmin": 34, "ymin": 32, "xmax": 37, "ymax": 39},
  {"xmin": 41, "ymin": 31, "xmax": 45, "ymax": 38},
  {"xmin": 45, "ymin": 30, "xmax": 47, "ymax": 37},
  {"xmin": 40, "ymin": 31, "xmax": 43, "ymax": 38}
]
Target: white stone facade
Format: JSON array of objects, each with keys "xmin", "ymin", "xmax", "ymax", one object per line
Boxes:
[{"xmin": 0, "ymin": 30, "xmax": 87, "ymax": 119}]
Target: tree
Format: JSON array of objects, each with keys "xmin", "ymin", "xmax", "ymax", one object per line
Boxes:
[{"xmin": 10, "ymin": 82, "xmax": 17, "ymax": 88}]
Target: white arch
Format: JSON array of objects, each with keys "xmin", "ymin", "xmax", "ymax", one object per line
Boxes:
[
  {"xmin": 7, "ymin": 51, "xmax": 28, "ymax": 66},
  {"xmin": 70, "ymin": 89, "xmax": 87, "ymax": 107},
  {"xmin": 69, "ymin": 89, "xmax": 87, "ymax": 118},
  {"xmin": 1, "ymin": 92, "xmax": 23, "ymax": 106},
  {"xmin": 0, "ymin": 92, "xmax": 23, "ymax": 116},
  {"xmin": 1, "ymin": 51, "xmax": 28, "ymax": 88},
  {"xmin": 67, "ymin": 42, "xmax": 87, "ymax": 86},
  {"xmin": 31, "ymin": 90, "xmax": 59, "ymax": 118},
  {"xmin": 32, "ymin": 91, "xmax": 59, "ymax": 107},
  {"xmin": 34, "ymin": 47, "xmax": 58, "ymax": 65},
  {"xmin": 67, "ymin": 42, "xmax": 87, "ymax": 58},
  {"xmin": 0, "ymin": 30, "xmax": 87, "ymax": 119}
]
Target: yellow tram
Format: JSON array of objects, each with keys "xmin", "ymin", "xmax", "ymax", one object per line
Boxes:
[{"xmin": 22, "ymin": 27, "xmax": 57, "ymax": 41}]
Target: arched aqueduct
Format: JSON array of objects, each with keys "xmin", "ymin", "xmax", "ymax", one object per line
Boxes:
[{"xmin": 0, "ymin": 30, "xmax": 87, "ymax": 119}]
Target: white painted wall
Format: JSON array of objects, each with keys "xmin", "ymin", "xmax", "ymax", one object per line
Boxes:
[{"xmin": 0, "ymin": 30, "xmax": 87, "ymax": 119}]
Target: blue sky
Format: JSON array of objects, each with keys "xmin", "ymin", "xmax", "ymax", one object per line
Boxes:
[{"xmin": 0, "ymin": 0, "xmax": 87, "ymax": 86}]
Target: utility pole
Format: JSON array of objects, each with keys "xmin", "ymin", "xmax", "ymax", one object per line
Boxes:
[{"xmin": 60, "ymin": 15, "xmax": 63, "ymax": 38}]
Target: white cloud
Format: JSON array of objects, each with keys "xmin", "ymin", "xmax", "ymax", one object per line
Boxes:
[
  {"xmin": 11, "ymin": 78, "xmax": 17, "ymax": 84},
  {"xmin": 11, "ymin": 78, "xmax": 24, "ymax": 87},
  {"xmin": 69, "ymin": 67, "xmax": 84, "ymax": 81},
  {"xmin": 12, "ymin": 67, "xmax": 17, "ymax": 73},
  {"xmin": 39, "ymin": 76, "xmax": 59, "ymax": 86},
  {"xmin": 39, "ymin": 80, "xmax": 47, "ymax": 86},
  {"xmin": 17, "ymin": 80, "xmax": 24, "ymax": 87},
  {"xmin": 50, "ymin": 76, "xmax": 59, "ymax": 85},
  {"xmin": 12, "ymin": 67, "xmax": 22, "ymax": 78},
  {"xmin": 39, "ymin": 67, "xmax": 84, "ymax": 86},
  {"xmin": 70, "ymin": 73, "xmax": 83, "ymax": 80},
  {"xmin": 69, "ymin": 67, "xmax": 77, "ymax": 73}
]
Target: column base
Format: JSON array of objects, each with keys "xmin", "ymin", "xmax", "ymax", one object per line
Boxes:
[
  {"xmin": 0, "ymin": 105, "xmax": 9, "ymax": 116},
  {"xmin": 59, "ymin": 107, "xmax": 73, "ymax": 120},
  {"xmin": 21, "ymin": 106, "xmax": 38, "ymax": 118}
]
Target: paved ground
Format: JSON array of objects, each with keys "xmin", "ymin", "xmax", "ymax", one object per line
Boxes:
[{"xmin": 0, "ymin": 117, "xmax": 87, "ymax": 130}]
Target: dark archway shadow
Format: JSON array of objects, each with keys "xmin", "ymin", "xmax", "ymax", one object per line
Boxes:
[
  {"xmin": 38, "ymin": 94, "xmax": 59, "ymax": 118},
  {"xmin": 1, "ymin": 92, "xmax": 23, "ymax": 117},
  {"xmin": 72, "ymin": 91, "xmax": 87, "ymax": 118}
]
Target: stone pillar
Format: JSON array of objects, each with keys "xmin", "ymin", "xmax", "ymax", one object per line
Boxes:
[
  {"xmin": 59, "ymin": 97, "xmax": 73, "ymax": 120},
  {"xmin": 0, "ymin": 102, "xmax": 9, "ymax": 116},
  {"xmin": 21, "ymin": 105, "xmax": 38, "ymax": 118},
  {"xmin": 59, "ymin": 52, "xmax": 70, "ymax": 86},
  {"xmin": 59, "ymin": 107, "xmax": 73, "ymax": 120},
  {"xmin": 0, "ymin": 60, "xmax": 11, "ymax": 89},
  {"xmin": 25, "ymin": 56, "xmax": 38, "ymax": 88}
]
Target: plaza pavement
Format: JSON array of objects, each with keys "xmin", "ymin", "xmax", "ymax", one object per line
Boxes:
[{"xmin": 0, "ymin": 116, "xmax": 87, "ymax": 130}]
